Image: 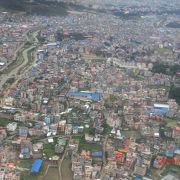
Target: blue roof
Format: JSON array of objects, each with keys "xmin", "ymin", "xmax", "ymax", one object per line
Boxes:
[
  {"xmin": 134, "ymin": 177, "xmax": 142, "ymax": 180},
  {"xmin": 67, "ymin": 91, "xmax": 102, "ymax": 101},
  {"xmin": 165, "ymin": 150, "xmax": 174, "ymax": 157},
  {"xmin": 92, "ymin": 151, "xmax": 103, "ymax": 157},
  {"xmin": 149, "ymin": 107, "xmax": 169, "ymax": 115},
  {"xmin": 31, "ymin": 159, "xmax": 43, "ymax": 173},
  {"xmin": 22, "ymin": 147, "xmax": 29, "ymax": 154}
]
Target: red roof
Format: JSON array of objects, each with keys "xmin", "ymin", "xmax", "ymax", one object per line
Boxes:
[{"xmin": 175, "ymin": 126, "xmax": 180, "ymax": 131}]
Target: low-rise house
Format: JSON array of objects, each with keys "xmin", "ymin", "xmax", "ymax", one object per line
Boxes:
[
  {"xmin": 14, "ymin": 114, "xmax": 26, "ymax": 122},
  {"xmin": 19, "ymin": 127, "xmax": 28, "ymax": 138},
  {"xmin": 153, "ymin": 156, "xmax": 166, "ymax": 169},
  {"xmin": 55, "ymin": 144, "xmax": 64, "ymax": 154},
  {"xmin": 19, "ymin": 140, "xmax": 32, "ymax": 159},
  {"xmin": 84, "ymin": 165, "xmax": 93, "ymax": 180},
  {"xmin": 172, "ymin": 126, "xmax": 180, "ymax": 139},
  {"xmin": 73, "ymin": 126, "xmax": 79, "ymax": 134},
  {"xmin": 85, "ymin": 134, "xmax": 94, "ymax": 142},
  {"xmin": 29, "ymin": 128, "xmax": 44, "ymax": 137},
  {"xmin": 65, "ymin": 124, "xmax": 72, "ymax": 135},
  {"xmin": 133, "ymin": 163, "xmax": 147, "ymax": 177},
  {"xmin": 0, "ymin": 166, "xmax": 20, "ymax": 180},
  {"xmin": 69, "ymin": 139, "xmax": 79, "ymax": 152},
  {"xmin": 32, "ymin": 142, "xmax": 43, "ymax": 159}
]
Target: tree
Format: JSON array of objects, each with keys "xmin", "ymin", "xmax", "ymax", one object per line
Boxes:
[{"xmin": 169, "ymin": 85, "xmax": 180, "ymax": 105}]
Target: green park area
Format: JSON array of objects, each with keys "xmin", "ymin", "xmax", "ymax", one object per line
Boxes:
[
  {"xmin": 17, "ymin": 159, "xmax": 46, "ymax": 180},
  {"xmin": 164, "ymin": 117, "xmax": 179, "ymax": 127},
  {"xmin": 121, "ymin": 129, "xmax": 141, "ymax": 139},
  {"xmin": 155, "ymin": 47, "xmax": 172, "ymax": 55},
  {"xmin": 161, "ymin": 165, "xmax": 180, "ymax": 177},
  {"xmin": 43, "ymin": 143, "xmax": 55, "ymax": 157},
  {"xmin": 0, "ymin": 118, "xmax": 12, "ymax": 127}
]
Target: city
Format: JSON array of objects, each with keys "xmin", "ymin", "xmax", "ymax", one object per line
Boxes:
[{"xmin": 0, "ymin": 0, "xmax": 179, "ymax": 180}]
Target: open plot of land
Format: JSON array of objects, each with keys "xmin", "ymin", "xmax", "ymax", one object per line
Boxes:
[
  {"xmin": 17, "ymin": 159, "xmax": 34, "ymax": 169},
  {"xmin": 21, "ymin": 173, "xmax": 39, "ymax": 180},
  {"xmin": 61, "ymin": 157, "xmax": 73, "ymax": 180},
  {"xmin": 79, "ymin": 142, "xmax": 102, "ymax": 152},
  {"xmin": 19, "ymin": 159, "xmax": 47, "ymax": 180},
  {"xmin": 81, "ymin": 53, "xmax": 105, "ymax": 61},
  {"xmin": 44, "ymin": 167, "xmax": 59, "ymax": 180},
  {"xmin": 164, "ymin": 117, "xmax": 179, "ymax": 127},
  {"xmin": 121, "ymin": 130, "xmax": 141, "ymax": 139}
]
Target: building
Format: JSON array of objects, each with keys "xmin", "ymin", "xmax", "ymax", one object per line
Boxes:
[
  {"xmin": 55, "ymin": 144, "xmax": 64, "ymax": 154},
  {"xmin": 134, "ymin": 164, "xmax": 147, "ymax": 177},
  {"xmin": 6, "ymin": 122, "xmax": 17, "ymax": 132},
  {"xmin": 67, "ymin": 91, "xmax": 102, "ymax": 101},
  {"xmin": 65, "ymin": 124, "xmax": 72, "ymax": 135},
  {"xmin": 19, "ymin": 127, "xmax": 28, "ymax": 138},
  {"xmin": 31, "ymin": 159, "xmax": 43, "ymax": 174}
]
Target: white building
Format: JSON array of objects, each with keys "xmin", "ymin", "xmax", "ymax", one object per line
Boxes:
[{"xmin": 7, "ymin": 122, "xmax": 17, "ymax": 131}]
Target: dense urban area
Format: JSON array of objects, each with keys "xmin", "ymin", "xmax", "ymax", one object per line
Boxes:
[{"xmin": 0, "ymin": 0, "xmax": 179, "ymax": 180}]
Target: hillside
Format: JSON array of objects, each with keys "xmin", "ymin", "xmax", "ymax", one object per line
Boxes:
[{"xmin": 0, "ymin": 0, "xmax": 67, "ymax": 16}]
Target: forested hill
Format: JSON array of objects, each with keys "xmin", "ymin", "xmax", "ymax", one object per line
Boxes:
[{"xmin": 0, "ymin": 0, "xmax": 67, "ymax": 16}]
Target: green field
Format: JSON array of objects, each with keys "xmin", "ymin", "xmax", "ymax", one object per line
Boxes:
[
  {"xmin": 43, "ymin": 143, "xmax": 55, "ymax": 157},
  {"xmin": 161, "ymin": 165, "xmax": 180, "ymax": 176},
  {"xmin": 17, "ymin": 159, "xmax": 34, "ymax": 169},
  {"xmin": 19, "ymin": 159, "xmax": 46, "ymax": 180},
  {"xmin": 164, "ymin": 118, "xmax": 179, "ymax": 127},
  {"xmin": 79, "ymin": 142, "xmax": 102, "ymax": 152},
  {"xmin": 0, "ymin": 119, "xmax": 13, "ymax": 127},
  {"xmin": 155, "ymin": 47, "xmax": 172, "ymax": 55},
  {"xmin": 121, "ymin": 130, "xmax": 141, "ymax": 139}
]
